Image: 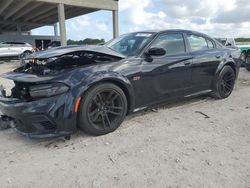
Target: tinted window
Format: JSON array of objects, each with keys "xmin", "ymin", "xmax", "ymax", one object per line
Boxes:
[
  {"xmin": 187, "ymin": 35, "xmax": 208, "ymax": 51},
  {"xmin": 207, "ymin": 39, "xmax": 214, "ymax": 48},
  {"xmin": 150, "ymin": 33, "xmax": 186, "ymax": 56}
]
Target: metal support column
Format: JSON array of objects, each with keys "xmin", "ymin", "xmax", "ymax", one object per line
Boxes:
[
  {"xmin": 54, "ymin": 23, "xmax": 58, "ymax": 36},
  {"xmin": 112, "ymin": 10, "xmax": 119, "ymax": 38},
  {"xmin": 58, "ymin": 3, "xmax": 67, "ymax": 46}
]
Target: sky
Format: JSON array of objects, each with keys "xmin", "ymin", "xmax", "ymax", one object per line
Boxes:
[{"xmin": 32, "ymin": 0, "xmax": 250, "ymax": 41}]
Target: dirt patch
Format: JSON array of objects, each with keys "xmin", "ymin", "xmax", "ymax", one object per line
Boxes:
[{"xmin": 0, "ymin": 62, "xmax": 249, "ymax": 187}]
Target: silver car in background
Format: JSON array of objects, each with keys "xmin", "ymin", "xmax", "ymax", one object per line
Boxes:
[{"xmin": 0, "ymin": 42, "xmax": 33, "ymax": 58}]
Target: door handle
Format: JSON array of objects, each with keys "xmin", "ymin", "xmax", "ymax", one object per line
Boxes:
[{"xmin": 215, "ymin": 55, "xmax": 221, "ymax": 59}]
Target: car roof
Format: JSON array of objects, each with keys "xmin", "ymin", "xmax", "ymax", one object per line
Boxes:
[{"xmin": 130, "ymin": 29, "xmax": 212, "ymax": 38}]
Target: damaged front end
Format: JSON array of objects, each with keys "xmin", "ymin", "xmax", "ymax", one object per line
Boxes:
[
  {"xmin": 0, "ymin": 78, "xmax": 73, "ymax": 138},
  {"xmin": 0, "ymin": 46, "xmax": 125, "ymax": 138},
  {"xmin": 14, "ymin": 51, "xmax": 122, "ymax": 76}
]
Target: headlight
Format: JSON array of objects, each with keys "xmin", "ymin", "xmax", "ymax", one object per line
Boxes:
[{"xmin": 29, "ymin": 83, "xmax": 69, "ymax": 99}]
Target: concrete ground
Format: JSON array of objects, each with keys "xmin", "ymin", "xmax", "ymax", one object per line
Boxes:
[{"xmin": 0, "ymin": 61, "xmax": 249, "ymax": 188}]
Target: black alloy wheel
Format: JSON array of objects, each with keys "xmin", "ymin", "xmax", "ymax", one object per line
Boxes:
[
  {"xmin": 211, "ymin": 65, "xmax": 236, "ymax": 99},
  {"xmin": 78, "ymin": 83, "xmax": 127, "ymax": 135},
  {"xmin": 219, "ymin": 70, "xmax": 235, "ymax": 96}
]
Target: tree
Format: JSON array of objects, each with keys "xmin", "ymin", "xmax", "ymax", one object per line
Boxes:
[
  {"xmin": 67, "ymin": 38, "xmax": 105, "ymax": 45},
  {"xmin": 235, "ymin": 38, "xmax": 250, "ymax": 43}
]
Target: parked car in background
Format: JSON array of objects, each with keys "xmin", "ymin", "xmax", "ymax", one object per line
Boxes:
[
  {"xmin": 237, "ymin": 44, "xmax": 250, "ymax": 63},
  {"xmin": 215, "ymin": 38, "xmax": 236, "ymax": 47},
  {"xmin": 0, "ymin": 42, "xmax": 33, "ymax": 58},
  {"xmin": 0, "ymin": 30, "xmax": 241, "ymax": 138},
  {"xmin": 215, "ymin": 38, "xmax": 250, "ymax": 63},
  {"xmin": 245, "ymin": 53, "xmax": 250, "ymax": 71},
  {"xmin": 47, "ymin": 41, "xmax": 61, "ymax": 49}
]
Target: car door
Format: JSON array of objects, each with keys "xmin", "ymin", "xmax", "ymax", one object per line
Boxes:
[
  {"xmin": 136, "ymin": 32, "xmax": 193, "ymax": 107},
  {"xmin": 0, "ymin": 42, "xmax": 11, "ymax": 57},
  {"xmin": 10, "ymin": 42, "xmax": 25, "ymax": 56},
  {"xmin": 186, "ymin": 34, "xmax": 222, "ymax": 91}
]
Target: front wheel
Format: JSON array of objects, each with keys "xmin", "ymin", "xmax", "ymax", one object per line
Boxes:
[
  {"xmin": 78, "ymin": 83, "xmax": 127, "ymax": 136},
  {"xmin": 211, "ymin": 65, "xmax": 236, "ymax": 99}
]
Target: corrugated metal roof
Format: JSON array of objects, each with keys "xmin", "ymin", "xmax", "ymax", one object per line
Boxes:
[{"xmin": 0, "ymin": 0, "xmax": 118, "ymax": 32}]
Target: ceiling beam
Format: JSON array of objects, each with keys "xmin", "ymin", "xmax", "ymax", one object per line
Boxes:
[
  {"xmin": 0, "ymin": 19, "xmax": 52, "ymax": 28},
  {"xmin": 12, "ymin": 2, "xmax": 44, "ymax": 21},
  {"xmin": 24, "ymin": 4, "xmax": 56, "ymax": 21},
  {"xmin": 32, "ymin": 6, "xmax": 74, "ymax": 23},
  {"xmin": 4, "ymin": 0, "xmax": 31, "ymax": 20},
  {"xmin": 33, "ymin": 0, "xmax": 118, "ymax": 11},
  {"xmin": 40, "ymin": 8, "xmax": 88, "ymax": 24},
  {"xmin": 0, "ymin": 0, "xmax": 14, "ymax": 15},
  {"xmin": 31, "ymin": 8, "xmax": 58, "ymax": 22}
]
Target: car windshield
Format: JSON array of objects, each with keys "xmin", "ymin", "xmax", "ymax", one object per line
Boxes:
[{"xmin": 106, "ymin": 32, "xmax": 154, "ymax": 56}]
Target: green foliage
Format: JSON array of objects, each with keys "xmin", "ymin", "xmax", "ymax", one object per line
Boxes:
[
  {"xmin": 235, "ymin": 38, "xmax": 250, "ymax": 43},
  {"xmin": 67, "ymin": 38, "xmax": 105, "ymax": 45}
]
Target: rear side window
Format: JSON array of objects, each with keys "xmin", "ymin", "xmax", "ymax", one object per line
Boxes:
[
  {"xmin": 187, "ymin": 34, "xmax": 208, "ymax": 51},
  {"xmin": 150, "ymin": 33, "xmax": 186, "ymax": 56}
]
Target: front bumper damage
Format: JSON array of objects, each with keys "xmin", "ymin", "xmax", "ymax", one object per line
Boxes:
[
  {"xmin": 0, "ymin": 91, "xmax": 77, "ymax": 139},
  {"xmin": 0, "ymin": 115, "xmax": 14, "ymax": 130}
]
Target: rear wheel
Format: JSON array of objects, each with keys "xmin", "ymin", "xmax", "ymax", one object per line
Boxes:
[
  {"xmin": 246, "ymin": 53, "xmax": 250, "ymax": 71},
  {"xmin": 211, "ymin": 65, "xmax": 236, "ymax": 99},
  {"xmin": 78, "ymin": 83, "xmax": 127, "ymax": 136}
]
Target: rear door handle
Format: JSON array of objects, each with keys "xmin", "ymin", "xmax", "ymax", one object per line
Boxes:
[{"xmin": 215, "ymin": 55, "xmax": 221, "ymax": 59}]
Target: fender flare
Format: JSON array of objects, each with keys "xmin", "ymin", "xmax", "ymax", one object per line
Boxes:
[
  {"xmin": 72, "ymin": 71, "xmax": 135, "ymax": 114},
  {"xmin": 211, "ymin": 58, "xmax": 237, "ymax": 90}
]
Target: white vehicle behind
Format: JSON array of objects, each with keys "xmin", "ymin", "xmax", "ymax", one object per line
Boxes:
[
  {"xmin": 215, "ymin": 38, "xmax": 236, "ymax": 47},
  {"xmin": 0, "ymin": 42, "xmax": 33, "ymax": 58}
]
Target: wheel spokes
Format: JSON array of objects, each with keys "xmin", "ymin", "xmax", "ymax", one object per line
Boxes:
[
  {"xmin": 106, "ymin": 106, "xmax": 123, "ymax": 110},
  {"xmin": 89, "ymin": 109, "xmax": 100, "ymax": 122},
  {"xmin": 221, "ymin": 72, "xmax": 235, "ymax": 95},
  {"xmin": 88, "ymin": 89, "xmax": 124, "ymax": 130},
  {"xmin": 106, "ymin": 110, "xmax": 122, "ymax": 116},
  {"xmin": 104, "ymin": 112, "xmax": 111, "ymax": 128}
]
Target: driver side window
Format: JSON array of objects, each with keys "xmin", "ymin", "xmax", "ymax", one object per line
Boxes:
[{"xmin": 150, "ymin": 33, "xmax": 186, "ymax": 56}]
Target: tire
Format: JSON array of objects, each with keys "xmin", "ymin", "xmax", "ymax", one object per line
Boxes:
[
  {"xmin": 78, "ymin": 83, "xmax": 127, "ymax": 136},
  {"xmin": 246, "ymin": 65, "xmax": 250, "ymax": 71},
  {"xmin": 246, "ymin": 53, "xmax": 250, "ymax": 71},
  {"xmin": 23, "ymin": 50, "xmax": 32, "ymax": 56},
  {"xmin": 20, "ymin": 51, "xmax": 32, "ymax": 66},
  {"xmin": 211, "ymin": 65, "xmax": 236, "ymax": 99}
]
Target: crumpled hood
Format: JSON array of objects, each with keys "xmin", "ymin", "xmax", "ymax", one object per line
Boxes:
[
  {"xmin": 0, "ymin": 72, "xmax": 54, "ymax": 83},
  {"xmin": 28, "ymin": 45, "xmax": 126, "ymax": 59}
]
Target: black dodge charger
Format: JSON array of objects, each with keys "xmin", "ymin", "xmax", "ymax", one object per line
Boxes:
[{"xmin": 0, "ymin": 30, "xmax": 241, "ymax": 138}]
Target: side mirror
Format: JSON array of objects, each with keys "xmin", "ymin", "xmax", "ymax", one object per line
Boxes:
[
  {"xmin": 226, "ymin": 43, "xmax": 232, "ymax": 46},
  {"xmin": 146, "ymin": 48, "xmax": 166, "ymax": 56}
]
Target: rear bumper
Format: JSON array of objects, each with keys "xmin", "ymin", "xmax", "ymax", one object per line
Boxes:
[{"xmin": 0, "ymin": 93, "xmax": 77, "ymax": 138}]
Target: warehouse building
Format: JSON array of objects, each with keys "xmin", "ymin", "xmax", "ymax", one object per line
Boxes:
[{"xmin": 0, "ymin": 0, "xmax": 119, "ymax": 47}]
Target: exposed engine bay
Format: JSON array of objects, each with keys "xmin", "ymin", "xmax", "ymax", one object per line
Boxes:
[
  {"xmin": 16, "ymin": 51, "xmax": 122, "ymax": 76},
  {"xmin": 0, "ymin": 50, "xmax": 122, "ymax": 100}
]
